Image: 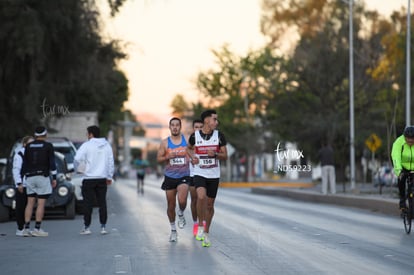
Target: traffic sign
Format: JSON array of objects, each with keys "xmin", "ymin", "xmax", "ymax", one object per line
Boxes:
[{"xmin": 365, "ymin": 133, "xmax": 382, "ymax": 153}]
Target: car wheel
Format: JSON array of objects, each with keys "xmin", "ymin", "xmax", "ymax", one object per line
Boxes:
[
  {"xmin": 0, "ymin": 202, "xmax": 10, "ymax": 222},
  {"xmin": 65, "ymin": 197, "xmax": 76, "ymax": 219}
]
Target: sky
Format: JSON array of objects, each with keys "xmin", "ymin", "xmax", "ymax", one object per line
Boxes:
[{"xmin": 100, "ymin": 0, "xmax": 406, "ymax": 118}]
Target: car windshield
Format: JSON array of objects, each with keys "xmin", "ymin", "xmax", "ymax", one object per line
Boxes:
[
  {"xmin": 54, "ymin": 147, "xmax": 76, "ymax": 163},
  {"xmin": 47, "ymin": 138, "xmax": 77, "ymax": 164},
  {"xmin": 55, "ymin": 157, "xmax": 65, "ymax": 173}
]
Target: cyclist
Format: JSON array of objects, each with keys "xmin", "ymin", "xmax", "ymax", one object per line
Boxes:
[{"xmin": 391, "ymin": 126, "xmax": 414, "ymax": 214}]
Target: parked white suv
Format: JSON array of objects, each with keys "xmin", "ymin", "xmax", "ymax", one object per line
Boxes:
[{"xmin": 47, "ymin": 137, "xmax": 84, "ymax": 213}]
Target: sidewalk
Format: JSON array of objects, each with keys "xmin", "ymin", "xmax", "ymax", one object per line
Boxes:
[{"xmin": 250, "ymin": 179, "xmax": 400, "ymax": 216}]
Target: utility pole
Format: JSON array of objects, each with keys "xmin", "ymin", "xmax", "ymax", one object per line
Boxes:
[
  {"xmin": 118, "ymin": 113, "xmax": 137, "ymax": 177},
  {"xmin": 348, "ymin": 0, "xmax": 356, "ymax": 191}
]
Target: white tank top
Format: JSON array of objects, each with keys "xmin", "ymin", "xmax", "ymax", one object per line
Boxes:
[{"xmin": 193, "ymin": 130, "xmax": 220, "ymax": 178}]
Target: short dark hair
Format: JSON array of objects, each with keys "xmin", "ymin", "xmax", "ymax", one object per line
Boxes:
[
  {"xmin": 200, "ymin": 109, "xmax": 216, "ymax": 122},
  {"xmin": 169, "ymin": 117, "xmax": 181, "ymax": 126},
  {"xmin": 192, "ymin": 118, "xmax": 203, "ymax": 127},
  {"xmin": 87, "ymin": 125, "xmax": 100, "ymax": 138}
]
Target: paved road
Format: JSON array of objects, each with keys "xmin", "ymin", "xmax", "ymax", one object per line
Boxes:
[
  {"xmin": 253, "ymin": 181, "xmax": 400, "ymax": 216},
  {"xmin": 0, "ymin": 175, "xmax": 413, "ymax": 275}
]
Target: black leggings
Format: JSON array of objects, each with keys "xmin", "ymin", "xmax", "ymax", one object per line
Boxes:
[
  {"xmin": 398, "ymin": 171, "xmax": 410, "ymax": 201},
  {"xmin": 15, "ymin": 188, "xmax": 27, "ymax": 230},
  {"xmin": 81, "ymin": 179, "xmax": 108, "ymax": 227}
]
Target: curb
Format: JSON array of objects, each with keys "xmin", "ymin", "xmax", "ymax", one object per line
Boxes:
[{"xmin": 251, "ymin": 187, "xmax": 400, "ymax": 216}]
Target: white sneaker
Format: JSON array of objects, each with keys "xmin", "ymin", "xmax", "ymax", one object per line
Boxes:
[
  {"xmin": 31, "ymin": 228, "xmax": 48, "ymax": 237},
  {"xmin": 100, "ymin": 227, "xmax": 108, "ymax": 235},
  {"xmin": 22, "ymin": 228, "xmax": 32, "ymax": 237},
  {"xmin": 80, "ymin": 227, "xmax": 91, "ymax": 235},
  {"xmin": 16, "ymin": 229, "xmax": 24, "ymax": 237},
  {"xmin": 178, "ymin": 214, "xmax": 186, "ymax": 229},
  {"xmin": 202, "ymin": 233, "xmax": 211, "ymax": 247},
  {"xmin": 195, "ymin": 227, "xmax": 204, "ymax": 241},
  {"xmin": 169, "ymin": 230, "xmax": 177, "ymax": 242}
]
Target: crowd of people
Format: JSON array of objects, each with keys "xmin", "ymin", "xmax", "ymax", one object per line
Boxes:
[
  {"xmin": 12, "ymin": 109, "xmax": 228, "ymax": 248},
  {"xmin": 14, "ymin": 112, "xmax": 414, "ymax": 247},
  {"xmin": 13, "ymin": 125, "xmax": 114, "ymax": 237}
]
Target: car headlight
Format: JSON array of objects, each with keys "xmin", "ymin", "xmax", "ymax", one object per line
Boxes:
[
  {"xmin": 58, "ymin": 186, "xmax": 69, "ymax": 197},
  {"xmin": 5, "ymin": 187, "xmax": 15, "ymax": 198}
]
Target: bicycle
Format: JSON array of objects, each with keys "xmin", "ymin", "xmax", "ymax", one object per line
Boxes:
[{"xmin": 402, "ymin": 171, "xmax": 414, "ymax": 234}]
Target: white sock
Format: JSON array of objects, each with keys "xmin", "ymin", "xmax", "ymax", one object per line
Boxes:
[
  {"xmin": 170, "ymin": 222, "xmax": 176, "ymax": 231},
  {"xmin": 177, "ymin": 209, "xmax": 184, "ymax": 216}
]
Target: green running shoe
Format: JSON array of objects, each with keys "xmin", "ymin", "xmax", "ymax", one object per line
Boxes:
[{"xmin": 202, "ymin": 233, "xmax": 211, "ymax": 247}]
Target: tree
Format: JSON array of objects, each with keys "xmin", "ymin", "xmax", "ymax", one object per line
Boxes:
[
  {"xmin": 260, "ymin": 0, "xmax": 406, "ymax": 174},
  {"xmin": 0, "ymin": 0, "xmax": 129, "ymax": 156},
  {"xmin": 190, "ymin": 0, "xmax": 408, "ymax": 182},
  {"xmin": 170, "ymin": 94, "xmax": 189, "ymax": 118},
  {"xmin": 194, "ymin": 45, "xmax": 291, "ymax": 179},
  {"xmin": 366, "ymin": 9, "xmax": 410, "ymax": 159}
]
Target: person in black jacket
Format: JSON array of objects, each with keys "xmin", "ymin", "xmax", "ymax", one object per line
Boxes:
[{"xmin": 22, "ymin": 126, "xmax": 57, "ymax": 237}]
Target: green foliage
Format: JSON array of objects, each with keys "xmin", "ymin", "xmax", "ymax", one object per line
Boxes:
[
  {"xmin": 0, "ymin": 0, "xmax": 128, "ymax": 155},
  {"xmin": 186, "ymin": 0, "xmax": 410, "ymax": 180},
  {"xmin": 259, "ymin": 0, "xmax": 406, "ymax": 164},
  {"xmin": 170, "ymin": 94, "xmax": 189, "ymax": 118},
  {"xmin": 195, "ymin": 46, "xmax": 287, "ymax": 155}
]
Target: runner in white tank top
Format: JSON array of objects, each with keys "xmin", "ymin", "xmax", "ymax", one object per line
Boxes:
[{"xmin": 187, "ymin": 110, "xmax": 228, "ymax": 247}]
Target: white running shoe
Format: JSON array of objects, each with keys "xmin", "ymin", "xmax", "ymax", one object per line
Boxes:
[
  {"xmin": 80, "ymin": 227, "xmax": 92, "ymax": 235},
  {"xmin": 31, "ymin": 228, "xmax": 48, "ymax": 237},
  {"xmin": 202, "ymin": 233, "xmax": 211, "ymax": 247},
  {"xmin": 101, "ymin": 227, "xmax": 108, "ymax": 235},
  {"xmin": 16, "ymin": 229, "xmax": 24, "ymax": 237},
  {"xmin": 178, "ymin": 214, "xmax": 186, "ymax": 229},
  {"xmin": 22, "ymin": 228, "xmax": 32, "ymax": 237},
  {"xmin": 169, "ymin": 230, "xmax": 177, "ymax": 242},
  {"xmin": 195, "ymin": 227, "xmax": 204, "ymax": 241}
]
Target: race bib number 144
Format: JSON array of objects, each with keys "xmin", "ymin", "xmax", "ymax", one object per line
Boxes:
[{"xmin": 170, "ymin": 157, "xmax": 186, "ymax": 165}]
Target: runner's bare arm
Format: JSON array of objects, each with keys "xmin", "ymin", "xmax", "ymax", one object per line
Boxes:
[
  {"xmin": 157, "ymin": 139, "xmax": 168, "ymax": 164},
  {"xmin": 216, "ymin": 145, "xmax": 228, "ymax": 161}
]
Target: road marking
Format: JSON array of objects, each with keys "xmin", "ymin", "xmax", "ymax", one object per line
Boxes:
[{"xmin": 114, "ymin": 255, "xmax": 131, "ymax": 274}]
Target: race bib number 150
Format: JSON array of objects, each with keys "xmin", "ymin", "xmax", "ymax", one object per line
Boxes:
[{"xmin": 199, "ymin": 157, "xmax": 216, "ymax": 168}]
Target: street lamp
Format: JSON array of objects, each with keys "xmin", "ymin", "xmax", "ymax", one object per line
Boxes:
[
  {"xmin": 349, "ymin": 0, "xmax": 356, "ymax": 191},
  {"xmin": 341, "ymin": 0, "xmax": 356, "ymax": 191}
]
